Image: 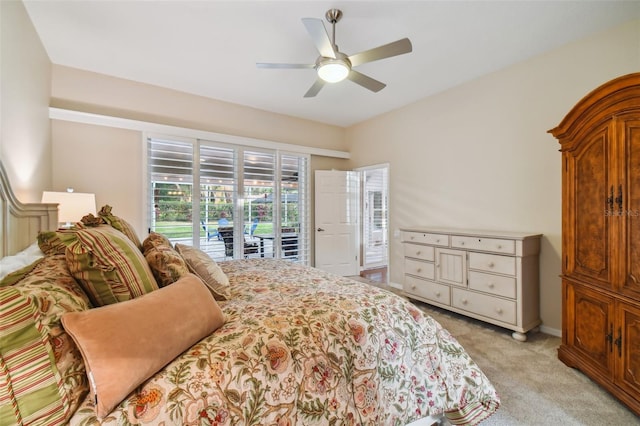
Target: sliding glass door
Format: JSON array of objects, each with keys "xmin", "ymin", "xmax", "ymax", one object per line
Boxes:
[{"xmin": 147, "ymin": 135, "xmax": 309, "ymax": 264}]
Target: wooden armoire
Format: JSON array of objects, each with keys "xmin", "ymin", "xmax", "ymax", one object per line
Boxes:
[{"xmin": 549, "ymin": 73, "xmax": 640, "ymax": 416}]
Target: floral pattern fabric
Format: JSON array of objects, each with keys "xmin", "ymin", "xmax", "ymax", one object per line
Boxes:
[{"xmin": 69, "ymin": 259, "xmax": 499, "ymax": 425}]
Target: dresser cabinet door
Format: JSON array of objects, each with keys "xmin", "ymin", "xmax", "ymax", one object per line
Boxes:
[
  {"xmin": 435, "ymin": 248, "xmax": 466, "ymax": 287},
  {"xmin": 564, "ymin": 281, "xmax": 615, "ymax": 377}
]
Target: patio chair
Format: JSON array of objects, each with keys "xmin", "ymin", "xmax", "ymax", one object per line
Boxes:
[
  {"xmin": 218, "ymin": 226, "xmax": 259, "ymax": 258},
  {"xmin": 281, "ymin": 227, "xmax": 298, "ymax": 258}
]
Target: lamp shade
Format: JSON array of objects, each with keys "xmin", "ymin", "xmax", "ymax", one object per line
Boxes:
[{"xmin": 42, "ymin": 191, "xmax": 97, "ymax": 226}]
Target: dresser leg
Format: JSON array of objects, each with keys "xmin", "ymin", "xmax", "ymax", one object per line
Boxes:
[{"xmin": 512, "ymin": 331, "xmax": 527, "ymax": 342}]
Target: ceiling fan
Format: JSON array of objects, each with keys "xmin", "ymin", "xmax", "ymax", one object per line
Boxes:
[{"xmin": 257, "ymin": 9, "xmax": 412, "ymax": 98}]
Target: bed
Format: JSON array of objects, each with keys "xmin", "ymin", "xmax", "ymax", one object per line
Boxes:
[{"xmin": 0, "ymin": 161, "xmax": 499, "ymax": 426}]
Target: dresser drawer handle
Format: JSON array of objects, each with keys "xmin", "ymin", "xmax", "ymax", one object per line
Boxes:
[
  {"xmin": 435, "ymin": 239, "xmax": 440, "ymax": 243},
  {"xmin": 411, "ymin": 285, "xmax": 416, "ymax": 290},
  {"xmin": 461, "ymin": 299, "xmax": 468, "ymax": 305},
  {"xmin": 416, "ymin": 268, "xmax": 422, "ymax": 273},
  {"xmin": 435, "ymin": 291, "xmax": 441, "ymax": 297},
  {"xmin": 487, "ymin": 283, "xmax": 495, "ymax": 289},
  {"xmin": 497, "ymin": 245, "xmax": 502, "ymax": 249},
  {"xmin": 496, "ymin": 308, "xmax": 503, "ymax": 314},
  {"xmin": 487, "ymin": 262, "xmax": 495, "ymax": 268},
  {"xmin": 416, "ymin": 250, "xmax": 421, "ymax": 255},
  {"xmin": 410, "ymin": 236, "xmax": 415, "ymax": 240}
]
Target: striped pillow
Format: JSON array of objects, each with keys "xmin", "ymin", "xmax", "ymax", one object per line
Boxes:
[
  {"xmin": 97, "ymin": 205, "xmax": 142, "ymax": 251},
  {"xmin": 64, "ymin": 225, "xmax": 159, "ymax": 306},
  {"xmin": 0, "ymin": 287, "xmax": 69, "ymax": 425}
]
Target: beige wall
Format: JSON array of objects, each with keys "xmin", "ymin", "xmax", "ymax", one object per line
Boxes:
[
  {"xmin": 0, "ymin": 0, "xmax": 52, "ymax": 202},
  {"xmin": 346, "ymin": 19, "xmax": 640, "ymax": 333},
  {"xmin": 52, "ymin": 66, "xmax": 347, "ymax": 152}
]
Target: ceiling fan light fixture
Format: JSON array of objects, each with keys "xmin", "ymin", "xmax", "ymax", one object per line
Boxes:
[{"xmin": 317, "ymin": 59, "xmax": 350, "ymax": 83}]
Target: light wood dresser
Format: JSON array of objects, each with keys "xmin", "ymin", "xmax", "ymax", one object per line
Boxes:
[{"xmin": 401, "ymin": 227, "xmax": 542, "ymax": 341}]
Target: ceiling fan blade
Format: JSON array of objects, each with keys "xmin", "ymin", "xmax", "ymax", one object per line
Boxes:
[
  {"xmin": 301, "ymin": 18, "xmax": 336, "ymax": 59},
  {"xmin": 256, "ymin": 62, "xmax": 315, "ymax": 69},
  {"xmin": 304, "ymin": 78, "xmax": 325, "ymax": 98},
  {"xmin": 347, "ymin": 38, "xmax": 412, "ymax": 67},
  {"xmin": 347, "ymin": 70, "xmax": 386, "ymax": 93}
]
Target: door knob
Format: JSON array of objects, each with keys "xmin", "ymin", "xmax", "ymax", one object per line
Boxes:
[{"xmin": 317, "ymin": 227, "xmax": 325, "ymax": 232}]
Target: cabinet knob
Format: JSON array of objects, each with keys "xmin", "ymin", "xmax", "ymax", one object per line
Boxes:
[
  {"xmin": 488, "ymin": 283, "xmax": 495, "ymax": 289},
  {"xmin": 410, "ymin": 236, "xmax": 415, "ymax": 240},
  {"xmin": 460, "ymin": 241, "xmax": 465, "ymax": 245},
  {"xmin": 488, "ymin": 262, "xmax": 495, "ymax": 268},
  {"xmin": 461, "ymin": 299, "xmax": 468, "ymax": 305},
  {"xmin": 416, "ymin": 268, "xmax": 422, "ymax": 273},
  {"xmin": 497, "ymin": 245, "xmax": 502, "ymax": 249},
  {"xmin": 416, "ymin": 251, "xmax": 421, "ymax": 255},
  {"xmin": 435, "ymin": 291, "xmax": 441, "ymax": 297},
  {"xmin": 496, "ymin": 308, "xmax": 503, "ymax": 314},
  {"xmin": 435, "ymin": 239, "xmax": 440, "ymax": 243},
  {"xmin": 411, "ymin": 285, "xmax": 416, "ymax": 290}
]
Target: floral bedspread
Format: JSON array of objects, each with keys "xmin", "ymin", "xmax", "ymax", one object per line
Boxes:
[{"xmin": 70, "ymin": 259, "xmax": 499, "ymax": 425}]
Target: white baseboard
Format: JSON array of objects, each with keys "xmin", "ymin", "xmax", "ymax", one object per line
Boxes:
[
  {"xmin": 539, "ymin": 325, "xmax": 561, "ymax": 337},
  {"xmin": 389, "ymin": 281, "xmax": 402, "ymax": 290}
]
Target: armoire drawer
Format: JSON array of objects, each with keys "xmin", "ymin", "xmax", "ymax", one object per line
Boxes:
[
  {"xmin": 468, "ymin": 271, "xmax": 516, "ymax": 299},
  {"xmin": 451, "ymin": 235, "xmax": 515, "ymax": 255},
  {"xmin": 404, "ymin": 258, "xmax": 435, "ymax": 280},
  {"xmin": 404, "ymin": 243, "xmax": 434, "ymax": 261},
  {"xmin": 402, "ymin": 231, "xmax": 449, "ymax": 246},
  {"xmin": 468, "ymin": 252, "xmax": 515, "ymax": 276},
  {"xmin": 404, "ymin": 275, "xmax": 451, "ymax": 306},
  {"xmin": 452, "ymin": 288, "xmax": 516, "ymax": 325}
]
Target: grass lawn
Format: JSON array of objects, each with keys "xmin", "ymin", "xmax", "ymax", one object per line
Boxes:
[{"xmin": 154, "ymin": 221, "xmax": 277, "ymax": 238}]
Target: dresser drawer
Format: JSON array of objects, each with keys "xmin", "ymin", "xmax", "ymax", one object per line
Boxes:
[
  {"xmin": 402, "ymin": 231, "xmax": 449, "ymax": 246},
  {"xmin": 405, "ymin": 275, "xmax": 451, "ymax": 306},
  {"xmin": 404, "ymin": 243, "xmax": 434, "ymax": 261},
  {"xmin": 452, "ymin": 288, "xmax": 516, "ymax": 325},
  {"xmin": 451, "ymin": 235, "xmax": 515, "ymax": 254},
  {"xmin": 404, "ymin": 258, "xmax": 435, "ymax": 280},
  {"xmin": 468, "ymin": 252, "xmax": 515, "ymax": 276},
  {"xmin": 468, "ymin": 271, "xmax": 516, "ymax": 299}
]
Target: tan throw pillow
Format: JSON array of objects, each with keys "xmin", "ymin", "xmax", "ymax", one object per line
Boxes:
[
  {"xmin": 61, "ymin": 273, "xmax": 225, "ymax": 419},
  {"xmin": 175, "ymin": 243, "xmax": 230, "ymax": 300},
  {"xmin": 142, "ymin": 232, "xmax": 189, "ymax": 287},
  {"xmin": 63, "ymin": 225, "xmax": 159, "ymax": 306},
  {"xmin": 142, "ymin": 231, "xmax": 173, "ymax": 253}
]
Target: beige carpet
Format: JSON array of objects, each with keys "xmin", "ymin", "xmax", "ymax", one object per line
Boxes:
[
  {"xmin": 415, "ymin": 301, "xmax": 640, "ymax": 425},
  {"xmin": 349, "ymin": 278, "xmax": 639, "ymax": 425}
]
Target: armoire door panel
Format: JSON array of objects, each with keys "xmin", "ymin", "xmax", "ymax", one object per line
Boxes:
[
  {"xmin": 621, "ymin": 118, "xmax": 640, "ymax": 297},
  {"xmin": 571, "ymin": 127, "xmax": 613, "ymax": 288},
  {"xmin": 571, "ymin": 284, "xmax": 614, "ymax": 375},
  {"xmin": 617, "ymin": 302, "xmax": 640, "ymax": 397}
]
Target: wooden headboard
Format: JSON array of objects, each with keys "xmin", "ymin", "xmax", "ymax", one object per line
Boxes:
[{"xmin": 0, "ymin": 162, "xmax": 58, "ymax": 257}]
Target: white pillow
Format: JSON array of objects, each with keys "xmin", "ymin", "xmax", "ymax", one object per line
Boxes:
[{"xmin": 0, "ymin": 242, "xmax": 45, "ymax": 280}]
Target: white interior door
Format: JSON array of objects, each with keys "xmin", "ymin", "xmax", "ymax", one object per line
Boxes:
[{"xmin": 314, "ymin": 170, "xmax": 359, "ymax": 276}]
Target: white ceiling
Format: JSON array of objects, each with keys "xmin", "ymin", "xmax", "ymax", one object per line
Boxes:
[{"xmin": 23, "ymin": 0, "xmax": 640, "ymax": 128}]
